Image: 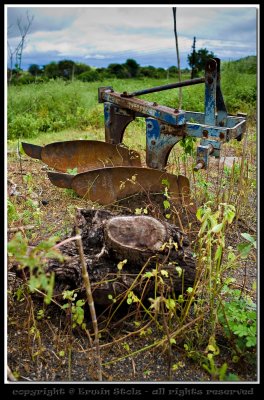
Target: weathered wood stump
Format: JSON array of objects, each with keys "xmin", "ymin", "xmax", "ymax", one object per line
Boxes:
[{"xmin": 46, "ymin": 209, "xmax": 196, "ymax": 307}]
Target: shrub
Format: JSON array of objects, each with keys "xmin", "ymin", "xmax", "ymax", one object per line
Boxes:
[
  {"xmin": 218, "ymin": 286, "xmax": 257, "ymax": 352},
  {"xmin": 77, "ymin": 70, "xmax": 100, "ymax": 82},
  {"xmin": 8, "ymin": 113, "xmax": 40, "ymax": 139}
]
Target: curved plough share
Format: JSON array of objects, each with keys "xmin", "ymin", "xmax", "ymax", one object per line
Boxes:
[
  {"xmin": 22, "ymin": 140, "xmax": 141, "ymax": 172},
  {"xmin": 48, "ymin": 166, "xmax": 194, "ymax": 212}
]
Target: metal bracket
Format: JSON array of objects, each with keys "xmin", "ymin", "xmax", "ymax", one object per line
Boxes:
[
  {"xmin": 104, "ymin": 102, "xmax": 135, "ymax": 144},
  {"xmin": 194, "ymin": 142, "xmax": 215, "ymax": 171},
  {"xmin": 146, "ymin": 118, "xmax": 184, "ymax": 170}
]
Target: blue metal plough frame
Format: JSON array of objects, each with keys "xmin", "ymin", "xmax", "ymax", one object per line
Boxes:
[{"xmin": 98, "ymin": 58, "xmax": 246, "ymax": 171}]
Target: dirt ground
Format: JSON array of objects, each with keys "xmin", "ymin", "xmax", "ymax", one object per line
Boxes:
[{"xmin": 6, "ymin": 151, "xmax": 257, "ymax": 383}]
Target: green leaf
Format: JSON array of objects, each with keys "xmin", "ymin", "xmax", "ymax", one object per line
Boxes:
[
  {"xmin": 241, "ymin": 232, "xmax": 254, "ymax": 242},
  {"xmin": 211, "ymin": 223, "xmax": 223, "ymax": 233},
  {"xmin": 223, "ymin": 277, "xmax": 236, "ymax": 286},
  {"xmin": 209, "ymin": 215, "xmax": 218, "ymax": 228},
  {"xmin": 62, "ymin": 290, "xmax": 76, "ymax": 301},
  {"xmin": 199, "ymin": 219, "xmax": 209, "ymax": 234},
  {"xmin": 148, "ymin": 296, "xmax": 162, "ymax": 311},
  {"xmin": 219, "ymin": 363, "xmax": 228, "ymax": 381},
  {"xmin": 196, "ymin": 207, "xmax": 203, "ymax": 222},
  {"xmin": 238, "ymin": 242, "xmax": 253, "ymax": 258},
  {"xmin": 214, "ymin": 245, "xmax": 223, "ymax": 261},
  {"xmin": 226, "ymin": 373, "xmax": 240, "ymax": 381},
  {"xmin": 144, "ymin": 271, "xmax": 154, "ymax": 278},
  {"xmin": 226, "ymin": 210, "xmax": 235, "ymax": 224},
  {"xmin": 177, "ymin": 294, "xmax": 184, "ymax": 303},
  {"xmin": 7, "ymin": 232, "xmax": 28, "ymax": 257},
  {"xmin": 233, "ymin": 326, "xmax": 248, "ymax": 337},
  {"xmin": 161, "ymin": 178, "xmax": 170, "ymax": 188},
  {"xmin": 246, "ymin": 336, "xmax": 256, "ymax": 347},
  {"xmin": 76, "ymin": 299, "xmax": 85, "ymax": 307},
  {"xmin": 67, "ymin": 167, "xmax": 78, "ymax": 175},
  {"xmin": 117, "ymin": 259, "xmax": 127, "ymax": 270},
  {"xmin": 163, "ymin": 200, "xmax": 170, "ymax": 210},
  {"xmin": 28, "ymin": 276, "xmax": 40, "ymax": 292},
  {"xmin": 228, "ymin": 251, "xmax": 236, "ymax": 262},
  {"xmin": 241, "ymin": 233, "xmax": 256, "ymax": 245},
  {"xmin": 165, "ymin": 298, "xmax": 176, "ymax": 310},
  {"xmin": 45, "ymin": 272, "xmax": 55, "ymax": 305},
  {"xmin": 175, "ymin": 266, "xmax": 182, "ymax": 277},
  {"xmin": 207, "ymin": 344, "xmax": 216, "ymax": 353},
  {"xmin": 123, "ymin": 343, "xmax": 130, "ymax": 352}
]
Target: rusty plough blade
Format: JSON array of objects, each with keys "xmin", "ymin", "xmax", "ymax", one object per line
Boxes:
[
  {"xmin": 48, "ymin": 166, "xmax": 193, "ymax": 210},
  {"xmin": 22, "ymin": 140, "xmax": 141, "ymax": 173}
]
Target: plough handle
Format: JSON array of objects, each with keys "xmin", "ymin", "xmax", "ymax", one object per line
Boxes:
[{"xmin": 122, "ymin": 77, "xmax": 205, "ymax": 98}]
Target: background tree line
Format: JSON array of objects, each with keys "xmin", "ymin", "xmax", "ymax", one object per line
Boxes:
[
  {"xmin": 8, "ymin": 58, "xmax": 189, "ymax": 85},
  {"xmin": 7, "ymin": 53, "xmax": 257, "ymax": 85}
]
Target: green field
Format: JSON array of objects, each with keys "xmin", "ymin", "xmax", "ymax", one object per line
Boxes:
[{"xmin": 7, "ymin": 65, "xmax": 256, "ymax": 144}]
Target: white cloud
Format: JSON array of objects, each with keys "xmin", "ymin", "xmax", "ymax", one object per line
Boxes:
[
  {"xmin": 84, "ymin": 54, "xmax": 108, "ymax": 59},
  {"xmin": 6, "ymin": 5, "xmax": 257, "ymax": 68}
]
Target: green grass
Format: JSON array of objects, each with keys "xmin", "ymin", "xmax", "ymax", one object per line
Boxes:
[{"xmin": 7, "ymin": 67, "xmax": 256, "ymax": 144}]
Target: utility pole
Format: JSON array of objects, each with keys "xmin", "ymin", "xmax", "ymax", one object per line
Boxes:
[
  {"xmin": 191, "ymin": 36, "xmax": 197, "ymax": 79},
  {"xmin": 172, "ymin": 7, "xmax": 182, "ymax": 109}
]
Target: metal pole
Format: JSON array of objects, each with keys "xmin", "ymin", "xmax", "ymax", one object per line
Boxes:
[{"xmin": 122, "ymin": 77, "xmax": 205, "ymax": 98}]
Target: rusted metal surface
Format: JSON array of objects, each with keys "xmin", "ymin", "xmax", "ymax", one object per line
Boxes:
[
  {"xmin": 104, "ymin": 103, "xmax": 135, "ymax": 144},
  {"xmin": 22, "ymin": 143, "xmax": 42, "ymax": 160},
  {"xmin": 101, "ymin": 90, "xmax": 186, "ymax": 127},
  {"xmin": 22, "ymin": 140, "xmax": 141, "ymax": 172},
  {"xmin": 48, "ymin": 166, "xmax": 193, "ymax": 208},
  {"xmin": 47, "ymin": 171, "xmax": 73, "ymax": 188}
]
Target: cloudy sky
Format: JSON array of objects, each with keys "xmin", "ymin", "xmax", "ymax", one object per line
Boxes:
[{"xmin": 6, "ymin": 5, "xmax": 258, "ymax": 70}]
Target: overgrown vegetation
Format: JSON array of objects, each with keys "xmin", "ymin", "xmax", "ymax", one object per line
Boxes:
[
  {"xmin": 7, "ymin": 56, "xmax": 256, "ymax": 142},
  {"xmin": 7, "ymin": 56, "xmax": 257, "ymax": 382}
]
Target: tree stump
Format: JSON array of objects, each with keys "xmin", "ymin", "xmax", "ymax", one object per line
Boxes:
[
  {"xmin": 45, "ymin": 209, "xmax": 196, "ymax": 307},
  {"xmin": 105, "ymin": 215, "xmax": 168, "ymax": 263}
]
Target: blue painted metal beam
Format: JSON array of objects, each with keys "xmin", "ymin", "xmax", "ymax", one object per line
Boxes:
[
  {"xmin": 100, "ymin": 90, "xmax": 186, "ymax": 127},
  {"xmin": 204, "ymin": 59, "xmax": 217, "ymax": 126}
]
